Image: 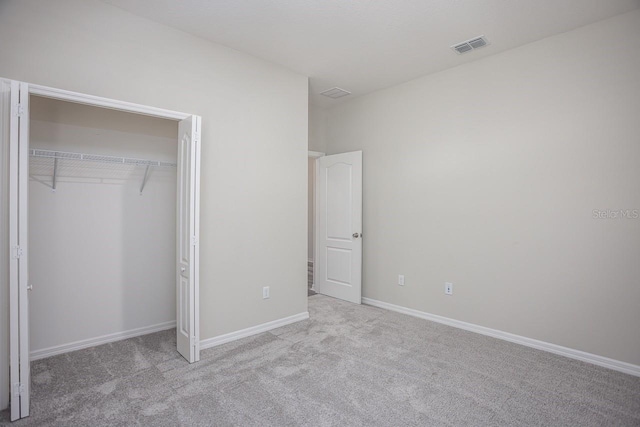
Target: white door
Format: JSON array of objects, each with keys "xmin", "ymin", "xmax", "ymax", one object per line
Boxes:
[
  {"xmin": 316, "ymin": 151, "xmax": 363, "ymax": 304},
  {"xmin": 8, "ymin": 80, "xmax": 30, "ymax": 420},
  {"xmin": 176, "ymin": 115, "xmax": 201, "ymax": 363}
]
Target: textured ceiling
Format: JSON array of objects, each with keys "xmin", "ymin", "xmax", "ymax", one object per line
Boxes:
[{"xmin": 101, "ymin": 0, "xmax": 640, "ymax": 108}]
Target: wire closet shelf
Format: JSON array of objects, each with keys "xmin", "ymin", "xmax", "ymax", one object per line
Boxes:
[{"xmin": 29, "ymin": 149, "xmax": 177, "ymax": 194}]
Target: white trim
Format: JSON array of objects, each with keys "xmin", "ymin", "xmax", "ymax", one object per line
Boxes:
[
  {"xmin": 18, "ymin": 81, "xmax": 30, "ymax": 417},
  {"xmin": 314, "ymin": 156, "xmax": 320, "ymax": 293},
  {"xmin": 200, "ymin": 312, "xmax": 309, "ymax": 350},
  {"xmin": 29, "ymin": 84, "xmax": 191, "ymax": 121},
  {"xmin": 0, "ymin": 79, "xmax": 10, "ymax": 411},
  {"xmin": 8, "ymin": 80, "xmax": 20, "ymax": 420},
  {"xmin": 29, "ymin": 321, "xmax": 177, "ymax": 361},
  {"xmin": 193, "ymin": 115, "xmax": 201, "ymax": 361},
  {"xmin": 308, "ymin": 150, "xmax": 325, "ymax": 158},
  {"xmin": 362, "ymin": 297, "xmax": 640, "ymax": 377}
]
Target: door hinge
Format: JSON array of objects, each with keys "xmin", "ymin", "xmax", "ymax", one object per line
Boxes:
[
  {"xmin": 13, "ymin": 103, "xmax": 25, "ymax": 118},
  {"xmin": 12, "ymin": 246, "xmax": 24, "ymax": 259},
  {"xmin": 12, "ymin": 383, "xmax": 26, "ymax": 398},
  {"xmin": 191, "ymin": 236, "xmax": 198, "ymax": 246},
  {"xmin": 194, "ymin": 131, "xmax": 200, "ymax": 142}
]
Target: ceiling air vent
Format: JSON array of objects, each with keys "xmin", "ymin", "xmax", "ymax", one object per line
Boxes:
[
  {"xmin": 320, "ymin": 87, "xmax": 351, "ymax": 99},
  {"xmin": 451, "ymin": 35, "xmax": 489, "ymax": 55}
]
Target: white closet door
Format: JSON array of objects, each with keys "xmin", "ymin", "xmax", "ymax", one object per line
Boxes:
[
  {"xmin": 8, "ymin": 80, "xmax": 30, "ymax": 420},
  {"xmin": 176, "ymin": 115, "xmax": 201, "ymax": 363}
]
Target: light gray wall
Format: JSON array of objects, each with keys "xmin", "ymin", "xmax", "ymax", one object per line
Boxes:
[
  {"xmin": 325, "ymin": 10, "xmax": 640, "ymax": 365},
  {"xmin": 309, "ymin": 104, "xmax": 327, "ymax": 153},
  {"xmin": 29, "ymin": 96, "xmax": 177, "ymax": 354},
  {"xmin": 0, "ymin": 0, "xmax": 308, "ymax": 405},
  {"xmin": 308, "ymin": 103, "xmax": 324, "ymax": 264},
  {"xmin": 30, "ymin": 96, "xmax": 178, "ymax": 160}
]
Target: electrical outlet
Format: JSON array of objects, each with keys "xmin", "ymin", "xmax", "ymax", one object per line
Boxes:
[
  {"xmin": 398, "ymin": 274, "xmax": 405, "ymax": 286},
  {"xmin": 263, "ymin": 286, "xmax": 270, "ymax": 299},
  {"xmin": 445, "ymin": 282, "xmax": 453, "ymax": 295}
]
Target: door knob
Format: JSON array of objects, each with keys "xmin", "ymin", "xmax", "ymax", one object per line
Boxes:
[
  {"xmin": 352, "ymin": 232, "xmax": 361, "ymax": 238},
  {"xmin": 27, "ymin": 284, "xmax": 33, "ymax": 291}
]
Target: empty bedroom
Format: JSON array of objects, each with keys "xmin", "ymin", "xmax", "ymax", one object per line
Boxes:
[{"xmin": 0, "ymin": 0, "xmax": 639, "ymax": 425}]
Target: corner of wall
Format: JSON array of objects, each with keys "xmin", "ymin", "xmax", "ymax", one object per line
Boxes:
[{"xmin": 308, "ymin": 104, "xmax": 328, "ymax": 153}]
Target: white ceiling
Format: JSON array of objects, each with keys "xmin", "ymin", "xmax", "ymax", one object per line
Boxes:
[{"xmin": 101, "ymin": 0, "xmax": 640, "ymax": 108}]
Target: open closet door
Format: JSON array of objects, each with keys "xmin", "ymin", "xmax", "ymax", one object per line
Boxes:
[
  {"xmin": 8, "ymin": 80, "xmax": 30, "ymax": 420},
  {"xmin": 316, "ymin": 151, "xmax": 363, "ymax": 304},
  {"xmin": 176, "ymin": 115, "xmax": 201, "ymax": 363}
]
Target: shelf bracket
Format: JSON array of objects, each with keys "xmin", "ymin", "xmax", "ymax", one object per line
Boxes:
[
  {"xmin": 52, "ymin": 157, "xmax": 58, "ymax": 192},
  {"xmin": 139, "ymin": 165, "xmax": 151, "ymax": 195}
]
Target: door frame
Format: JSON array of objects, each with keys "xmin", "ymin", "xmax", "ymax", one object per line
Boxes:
[
  {"xmin": 5, "ymin": 80, "xmax": 202, "ymax": 419},
  {"xmin": 308, "ymin": 151, "xmax": 324, "ymax": 291}
]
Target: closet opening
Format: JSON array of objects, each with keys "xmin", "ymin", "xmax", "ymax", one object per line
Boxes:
[
  {"xmin": 28, "ymin": 95, "xmax": 179, "ymax": 361},
  {"xmin": 4, "ymin": 79, "xmax": 201, "ymax": 421}
]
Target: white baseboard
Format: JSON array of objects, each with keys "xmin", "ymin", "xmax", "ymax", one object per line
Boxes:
[
  {"xmin": 30, "ymin": 321, "xmax": 177, "ymax": 361},
  {"xmin": 200, "ymin": 311, "xmax": 309, "ymax": 350},
  {"xmin": 362, "ymin": 297, "xmax": 640, "ymax": 377}
]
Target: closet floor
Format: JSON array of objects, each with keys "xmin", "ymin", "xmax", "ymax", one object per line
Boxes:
[{"xmin": 2, "ymin": 295, "xmax": 639, "ymax": 426}]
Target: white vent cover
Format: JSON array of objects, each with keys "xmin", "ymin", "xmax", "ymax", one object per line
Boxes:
[
  {"xmin": 320, "ymin": 87, "xmax": 351, "ymax": 99},
  {"xmin": 451, "ymin": 36, "xmax": 489, "ymax": 54}
]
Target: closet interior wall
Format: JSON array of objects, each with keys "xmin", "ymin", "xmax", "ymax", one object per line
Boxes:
[{"xmin": 29, "ymin": 96, "xmax": 178, "ymax": 357}]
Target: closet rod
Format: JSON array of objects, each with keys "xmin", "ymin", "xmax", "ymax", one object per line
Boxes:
[{"xmin": 29, "ymin": 149, "xmax": 177, "ymax": 168}]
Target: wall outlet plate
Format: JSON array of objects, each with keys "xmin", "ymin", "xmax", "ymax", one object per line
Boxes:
[
  {"xmin": 263, "ymin": 286, "xmax": 270, "ymax": 299},
  {"xmin": 445, "ymin": 282, "xmax": 453, "ymax": 295},
  {"xmin": 398, "ymin": 274, "xmax": 405, "ymax": 286}
]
